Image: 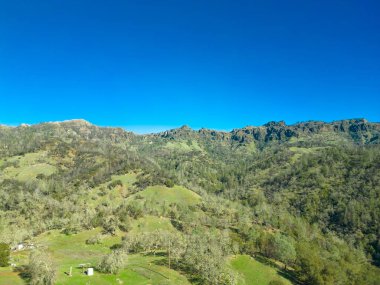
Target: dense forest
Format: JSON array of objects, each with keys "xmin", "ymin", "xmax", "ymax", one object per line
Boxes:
[{"xmin": 0, "ymin": 119, "xmax": 379, "ymax": 285}]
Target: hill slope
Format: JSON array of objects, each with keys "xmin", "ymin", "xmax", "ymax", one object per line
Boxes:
[{"xmin": 0, "ymin": 119, "xmax": 379, "ymax": 285}]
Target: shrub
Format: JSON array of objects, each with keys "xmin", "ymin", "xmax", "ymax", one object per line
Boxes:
[
  {"xmin": 97, "ymin": 250, "xmax": 127, "ymax": 274},
  {"xmin": 164, "ymin": 179, "xmax": 175, "ymax": 188},
  {"xmin": 86, "ymin": 234, "xmax": 103, "ymax": 245},
  {"xmin": 0, "ymin": 243, "xmax": 10, "ymax": 267},
  {"xmin": 108, "ymin": 180, "xmax": 123, "ymax": 189}
]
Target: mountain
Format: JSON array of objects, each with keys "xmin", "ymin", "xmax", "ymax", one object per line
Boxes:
[
  {"xmin": 0, "ymin": 119, "xmax": 379, "ymax": 285},
  {"xmin": 156, "ymin": 118, "xmax": 380, "ymax": 145}
]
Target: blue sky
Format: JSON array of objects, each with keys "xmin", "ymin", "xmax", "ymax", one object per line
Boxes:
[{"xmin": 0, "ymin": 0, "xmax": 379, "ymax": 133}]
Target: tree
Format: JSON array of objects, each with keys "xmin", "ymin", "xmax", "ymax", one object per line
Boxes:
[
  {"xmin": 272, "ymin": 233, "xmax": 296, "ymax": 269},
  {"xmin": 97, "ymin": 250, "xmax": 126, "ymax": 274},
  {"xmin": 257, "ymin": 232, "xmax": 275, "ymax": 257},
  {"xmin": 102, "ymin": 215, "xmax": 120, "ymax": 235},
  {"xmin": 86, "ymin": 233, "xmax": 103, "ymax": 245},
  {"xmin": 29, "ymin": 250, "xmax": 56, "ymax": 285},
  {"xmin": 183, "ymin": 230, "xmax": 236, "ymax": 285},
  {"xmin": 0, "ymin": 242, "xmax": 10, "ymax": 267},
  {"xmin": 160, "ymin": 231, "xmax": 186, "ymax": 269}
]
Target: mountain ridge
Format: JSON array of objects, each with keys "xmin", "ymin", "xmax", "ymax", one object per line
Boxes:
[{"xmin": 0, "ymin": 119, "xmax": 378, "ymax": 157}]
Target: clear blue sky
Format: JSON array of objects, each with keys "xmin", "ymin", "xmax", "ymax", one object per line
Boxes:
[{"xmin": 0, "ymin": 0, "xmax": 379, "ymax": 133}]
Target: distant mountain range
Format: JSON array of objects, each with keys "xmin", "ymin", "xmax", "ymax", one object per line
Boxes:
[{"xmin": 1, "ymin": 118, "xmax": 379, "ymax": 154}]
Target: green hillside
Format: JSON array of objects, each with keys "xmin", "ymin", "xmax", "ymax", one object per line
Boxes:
[{"xmin": 0, "ymin": 119, "xmax": 379, "ymax": 285}]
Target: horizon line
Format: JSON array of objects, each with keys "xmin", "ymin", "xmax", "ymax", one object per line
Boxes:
[{"xmin": 0, "ymin": 117, "xmax": 375, "ymax": 135}]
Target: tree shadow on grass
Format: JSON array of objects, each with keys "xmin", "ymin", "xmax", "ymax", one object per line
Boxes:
[
  {"xmin": 152, "ymin": 257, "xmax": 202, "ymax": 284},
  {"xmin": 13, "ymin": 265, "xmax": 31, "ymax": 283},
  {"xmin": 254, "ymin": 255, "xmax": 302, "ymax": 285},
  {"xmin": 110, "ymin": 243, "xmax": 123, "ymax": 250},
  {"xmin": 150, "ymin": 255, "xmax": 168, "ymax": 267},
  {"xmin": 150, "ymin": 251, "xmax": 166, "ymax": 257}
]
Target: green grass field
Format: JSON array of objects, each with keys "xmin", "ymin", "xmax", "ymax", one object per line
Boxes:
[
  {"xmin": 164, "ymin": 140, "xmax": 203, "ymax": 153},
  {"xmin": 230, "ymin": 255, "xmax": 292, "ymax": 285},
  {"xmin": 289, "ymin": 146, "xmax": 325, "ymax": 163},
  {"xmin": 86, "ymin": 172, "xmax": 138, "ymax": 208},
  {"xmin": 127, "ymin": 185, "xmax": 201, "ymax": 207},
  {"xmin": 0, "ymin": 151, "xmax": 56, "ymax": 182},
  {"xmin": 288, "ymin": 132, "xmax": 351, "ymax": 146},
  {"xmin": 111, "ymin": 173, "xmax": 138, "ymax": 186},
  {"xmin": 0, "ymin": 267, "xmax": 25, "ymax": 285},
  {"xmin": 129, "ymin": 216, "xmax": 176, "ymax": 234}
]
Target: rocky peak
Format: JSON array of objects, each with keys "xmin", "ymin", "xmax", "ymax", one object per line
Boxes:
[{"xmin": 263, "ymin": 121, "xmax": 286, "ymax": 127}]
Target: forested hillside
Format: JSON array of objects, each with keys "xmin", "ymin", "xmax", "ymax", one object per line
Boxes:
[{"xmin": 0, "ymin": 119, "xmax": 379, "ymax": 285}]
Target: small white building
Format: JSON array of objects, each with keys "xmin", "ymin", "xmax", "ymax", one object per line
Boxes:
[{"xmin": 87, "ymin": 268, "xmax": 94, "ymax": 276}]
